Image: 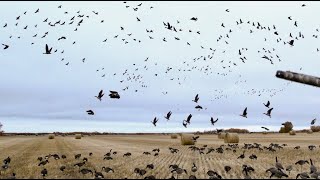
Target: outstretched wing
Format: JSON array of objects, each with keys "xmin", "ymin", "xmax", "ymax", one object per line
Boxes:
[
  {"xmin": 243, "ymin": 107, "xmax": 247, "ymax": 115},
  {"xmin": 214, "ymin": 118, "xmax": 218, "ymax": 123},
  {"xmin": 99, "ymin": 90, "xmax": 103, "ymax": 96}
]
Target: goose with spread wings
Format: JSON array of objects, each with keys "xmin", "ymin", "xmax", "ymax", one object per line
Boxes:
[
  {"xmin": 185, "ymin": 114, "xmax": 192, "ymax": 124},
  {"xmin": 240, "ymin": 107, "xmax": 248, "ymax": 118},
  {"xmin": 43, "ymin": 44, "xmax": 52, "ymax": 54},
  {"xmin": 192, "ymin": 94, "xmax": 199, "ymax": 103},
  {"xmin": 263, "ymin": 101, "xmax": 270, "ymax": 108},
  {"xmin": 263, "ymin": 108, "xmax": 273, "ymax": 118},
  {"xmin": 210, "ymin": 117, "xmax": 218, "ymax": 126},
  {"xmin": 164, "ymin": 111, "xmax": 172, "ymax": 121},
  {"xmin": 109, "ymin": 91, "xmax": 120, "ymax": 99},
  {"xmin": 151, "ymin": 117, "xmax": 159, "ymax": 127},
  {"xmin": 95, "ymin": 90, "xmax": 104, "ymax": 101}
]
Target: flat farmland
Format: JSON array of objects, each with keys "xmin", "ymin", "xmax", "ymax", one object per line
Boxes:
[{"xmin": 0, "ymin": 133, "xmax": 320, "ymax": 179}]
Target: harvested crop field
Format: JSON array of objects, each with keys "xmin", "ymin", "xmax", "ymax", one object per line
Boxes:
[{"xmin": 1, "ymin": 133, "xmax": 320, "ymax": 179}]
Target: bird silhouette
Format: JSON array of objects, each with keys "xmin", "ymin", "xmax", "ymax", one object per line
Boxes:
[
  {"xmin": 165, "ymin": 111, "xmax": 172, "ymax": 121},
  {"xmin": 240, "ymin": 107, "xmax": 248, "ymax": 118},
  {"xmin": 311, "ymin": 118, "xmax": 316, "ymax": 125},
  {"xmin": 95, "ymin": 90, "xmax": 104, "ymax": 101},
  {"xmin": 86, "ymin": 110, "xmax": 94, "ymax": 115},
  {"xmin": 190, "ymin": 17, "xmax": 198, "ymax": 21},
  {"xmin": 263, "ymin": 101, "xmax": 270, "ymax": 108},
  {"xmin": 185, "ymin": 114, "xmax": 192, "ymax": 124},
  {"xmin": 192, "ymin": 94, "xmax": 199, "ymax": 103},
  {"xmin": 263, "ymin": 108, "xmax": 273, "ymax": 118},
  {"xmin": 151, "ymin": 117, "xmax": 159, "ymax": 127},
  {"xmin": 43, "ymin": 44, "xmax": 52, "ymax": 54},
  {"xmin": 210, "ymin": 117, "xmax": 218, "ymax": 126},
  {"xmin": 109, "ymin": 91, "xmax": 120, "ymax": 99},
  {"xmin": 2, "ymin": 44, "xmax": 9, "ymax": 49},
  {"xmin": 195, "ymin": 105, "xmax": 203, "ymax": 110}
]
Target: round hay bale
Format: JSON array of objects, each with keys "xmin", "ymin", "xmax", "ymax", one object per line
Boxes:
[
  {"xmin": 224, "ymin": 133, "xmax": 239, "ymax": 143},
  {"xmin": 48, "ymin": 134, "xmax": 55, "ymax": 139},
  {"xmin": 218, "ymin": 132, "xmax": 226, "ymax": 139},
  {"xmin": 307, "ymin": 130, "xmax": 313, "ymax": 134},
  {"xmin": 289, "ymin": 130, "xmax": 296, "ymax": 135},
  {"xmin": 171, "ymin": 134, "xmax": 178, "ymax": 139},
  {"xmin": 75, "ymin": 134, "xmax": 82, "ymax": 139},
  {"xmin": 180, "ymin": 134, "xmax": 195, "ymax": 145}
]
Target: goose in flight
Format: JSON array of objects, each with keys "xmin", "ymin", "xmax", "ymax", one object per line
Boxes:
[
  {"xmin": 190, "ymin": 17, "xmax": 198, "ymax": 21},
  {"xmin": 151, "ymin": 117, "xmax": 159, "ymax": 127},
  {"xmin": 263, "ymin": 101, "xmax": 270, "ymax": 108},
  {"xmin": 2, "ymin": 44, "xmax": 9, "ymax": 49},
  {"xmin": 164, "ymin": 111, "xmax": 172, "ymax": 121},
  {"xmin": 86, "ymin": 110, "xmax": 94, "ymax": 115},
  {"xmin": 263, "ymin": 108, "xmax": 273, "ymax": 118},
  {"xmin": 210, "ymin": 117, "xmax": 218, "ymax": 126},
  {"xmin": 192, "ymin": 94, "xmax": 199, "ymax": 103},
  {"xmin": 185, "ymin": 114, "xmax": 192, "ymax": 124},
  {"xmin": 95, "ymin": 90, "xmax": 104, "ymax": 101},
  {"xmin": 195, "ymin": 105, "xmax": 203, "ymax": 110},
  {"xmin": 43, "ymin": 44, "xmax": 52, "ymax": 54},
  {"xmin": 109, "ymin": 91, "xmax": 120, "ymax": 99},
  {"xmin": 240, "ymin": 107, "xmax": 247, "ymax": 118}
]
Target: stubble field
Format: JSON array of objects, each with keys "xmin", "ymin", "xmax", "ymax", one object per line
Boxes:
[{"xmin": 0, "ymin": 133, "xmax": 320, "ymax": 179}]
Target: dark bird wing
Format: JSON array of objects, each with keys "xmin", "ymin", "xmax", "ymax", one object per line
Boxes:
[
  {"xmin": 45, "ymin": 44, "xmax": 49, "ymax": 52},
  {"xmin": 267, "ymin": 108, "xmax": 273, "ymax": 114},
  {"xmin": 214, "ymin": 118, "xmax": 218, "ymax": 123},
  {"xmin": 243, "ymin": 107, "xmax": 247, "ymax": 115},
  {"xmin": 99, "ymin": 90, "xmax": 104, "ymax": 97}
]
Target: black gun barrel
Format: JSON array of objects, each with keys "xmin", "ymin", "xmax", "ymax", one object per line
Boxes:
[{"xmin": 276, "ymin": 70, "xmax": 320, "ymax": 87}]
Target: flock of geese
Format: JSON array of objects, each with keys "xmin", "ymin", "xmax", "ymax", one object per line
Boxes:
[
  {"xmin": 2, "ymin": 141, "xmax": 320, "ymax": 179},
  {"xmin": 0, "ymin": 2, "xmax": 319, "ymax": 131}
]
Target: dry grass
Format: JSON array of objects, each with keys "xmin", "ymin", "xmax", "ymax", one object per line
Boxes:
[
  {"xmin": 1, "ymin": 133, "xmax": 320, "ymax": 179},
  {"xmin": 218, "ymin": 132, "xmax": 226, "ymax": 139}
]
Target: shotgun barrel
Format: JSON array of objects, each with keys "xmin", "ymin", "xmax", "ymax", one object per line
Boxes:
[{"xmin": 275, "ymin": 70, "xmax": 320, "ymax": 88}]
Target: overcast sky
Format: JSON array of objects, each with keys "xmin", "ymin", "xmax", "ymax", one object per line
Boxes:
[{"xmin": 0, "ymin": 1, "xmax": 319, "ymax": 133}]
